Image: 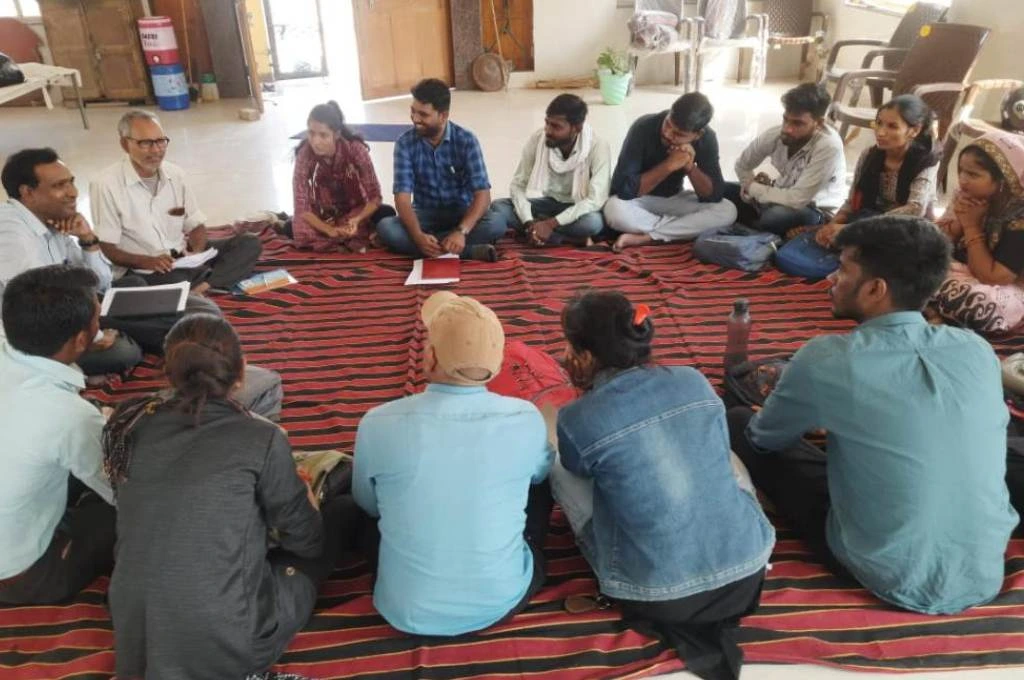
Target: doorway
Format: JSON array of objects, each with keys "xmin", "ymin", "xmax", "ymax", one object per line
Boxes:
[{"xmin": 262, "ymin": 0, "xmax": 328, "ymax": 80}]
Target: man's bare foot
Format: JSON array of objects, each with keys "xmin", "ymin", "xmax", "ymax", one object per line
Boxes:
[
  {"xmin": 192, "ymin": 282, "xmax": 211, "ymax": 296},
  {"xmin": 612, "ymin": 233, "xmax": 654, "ymax": 252}
]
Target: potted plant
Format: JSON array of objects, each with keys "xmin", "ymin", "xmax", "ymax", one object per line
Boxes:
[{"xmin": 596, "ymin": 47, "xmax": 631, "ymax": 105}]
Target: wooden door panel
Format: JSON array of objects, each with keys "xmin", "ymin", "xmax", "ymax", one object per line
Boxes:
[
  {"xmin": 39, "ymin": 0, "xmax": 101, "ymax": 99},
  {"xmin": 84, "ymin": 0, "xmax": 149, "ymax": 100},
  {"xmin": 481, "ymin": 0, "xmax": 532, "ymax": 71},
  {"xmin": 353, "ymin": 0, "xmax": 453, "ymax": 101}
]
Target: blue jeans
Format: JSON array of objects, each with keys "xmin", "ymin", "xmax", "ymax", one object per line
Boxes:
[
  {"xmin": 376, "ymin": 205, "xmax": 508, "ymax": 258},
  {"xmin": 723, "ymin": 182, "xmax": 827, "ymax": 237},
  {"xmin": 491, "ymin": 197, "xmax": 605, "ymax": 245}
]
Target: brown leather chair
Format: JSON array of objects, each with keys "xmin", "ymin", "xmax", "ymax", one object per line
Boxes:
[
  {"xmin": 821, "ymin": 2, "xmax": 948, "ymax": 91},
  {"xmin": 828, "ymin": 23, "xmax": 991, "ymax": 143},
  {"xmin": 764, "ymin": 0, "xmax": 829, "ymax": 81}
]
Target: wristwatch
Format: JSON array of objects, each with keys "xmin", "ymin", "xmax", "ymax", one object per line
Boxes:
[
  {"xmin": 459, "ymin": 226, "xmax": 471, "ymax": 236},
  {"xmin": 78, "ymin": 236, "xmax": 100, "ymax": 248}
]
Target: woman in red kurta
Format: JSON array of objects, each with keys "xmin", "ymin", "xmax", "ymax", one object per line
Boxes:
[{"xmin": 292, "ymin": 102, "xmax": 392, "ymax": 252}]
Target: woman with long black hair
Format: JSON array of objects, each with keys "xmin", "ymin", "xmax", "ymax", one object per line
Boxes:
[
  {"xmin": 103, "ymin": 314, "xmax": 355, "ymax": 679},
  {"xmin": 291, "ymin": 101, "xmax": 394, "ymax": 252}
]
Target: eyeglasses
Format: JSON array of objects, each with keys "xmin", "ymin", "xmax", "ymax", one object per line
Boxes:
[{"xmin": 126, "ymin": 137, "xmax": 171, "ymax": 151}]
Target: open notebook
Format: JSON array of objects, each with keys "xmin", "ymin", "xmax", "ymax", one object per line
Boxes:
[{"xmin": 100, "ymin": 281, "xmax": 190, "ymax": 318}]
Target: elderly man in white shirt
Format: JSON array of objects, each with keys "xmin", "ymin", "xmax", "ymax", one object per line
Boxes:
[
  {"xmin": 90, "ymin": 109, "xmax": 262, "ymax": 293},
  {"xmin": 0, "ymin": 148, "xmax": 141, "ymax": 376},
  {"xmin": 0, "ymin": 265, "xmax": 117, "ymax": 604},
  {"xmin": 0, "ymin": 149, "xmax": 285, "ymax": 419},
  {"xmin": 724, "ymin": 83, "xmax": 847, "ymax": 237},
  {"xmin": 492, "ymin": 94, "xmax": 611, "ymax": 247}
]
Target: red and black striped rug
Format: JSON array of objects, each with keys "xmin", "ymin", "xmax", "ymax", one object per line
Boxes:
[{"xmin": 3, "ymin": 234, "xmax": 1024, "ymax": 679}]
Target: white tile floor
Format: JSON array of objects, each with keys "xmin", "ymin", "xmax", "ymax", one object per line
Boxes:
[{"xmin": 0, "ymin": 80, "xmax": 1016, "ymax": 679}]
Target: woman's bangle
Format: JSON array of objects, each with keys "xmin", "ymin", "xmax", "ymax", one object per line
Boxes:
[{"xmin": 962, "ymin": 234, "xmax": 986, "ymax": 249}]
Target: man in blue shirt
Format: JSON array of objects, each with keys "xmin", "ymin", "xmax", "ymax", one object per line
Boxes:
[
  {"xmin": 376, "ymin": 79, "xmax": 507, "ymax": 261},
  {"xmin": 729, "ymin": 216, "xmax": 1018, "ymax": 615},
  {"xmin": 0, "ymin": 148, "xmax": 142, "ymax": 376},
  {"xmin": 353, "ymin": 291, "xmax": 552, "ymax": 636},
  {"xmin": 603, "ymin": 92, "xmax": 736, "ymax": 252},
  {"xmin": 0, "ymin": 265, "xmax": 116, "ymax": 604}
]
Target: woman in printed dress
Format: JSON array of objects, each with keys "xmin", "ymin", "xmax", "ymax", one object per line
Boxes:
[
  {"xmin": 292, "ymin": 101, "xmax": 394, "ymax": 252},
  {"xmin": 933, "ymin": 131, "xmax": 1024, "ymax": 334}
]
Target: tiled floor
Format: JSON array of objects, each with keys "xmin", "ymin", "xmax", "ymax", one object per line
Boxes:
[
  {"xmin": 0, "ymin": 80, "xmax": 1016, "ymax": 679},
  {"xmin": 1, "ymin": 78, "xmax": 877, "ymax": 222}
]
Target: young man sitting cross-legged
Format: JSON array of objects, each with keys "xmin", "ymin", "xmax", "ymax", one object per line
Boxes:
[
  {"xmin": 729, "ymin": 215, "xmax": 1018, "ymax": 615},
  {"xmin": 353, "ymin": 291, "xmax": 553, "ymax": 635},
  {"xmin": 0, "ymin": 265, "xmax": 116, "ymax": 605},
  {"xmin": 493, "ymin": 93, "xmax": 611, "ymax": 247},
  {"xmin": 603, "ymin": 92, "xmax": 736, "ymax": 251}
]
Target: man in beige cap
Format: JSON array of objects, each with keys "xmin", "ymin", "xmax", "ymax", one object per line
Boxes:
[{"xmin": 353, "ymin": 291, "xmax": 553, "ymax": 636}]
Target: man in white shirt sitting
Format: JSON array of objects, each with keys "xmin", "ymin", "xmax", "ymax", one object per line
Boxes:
[
  {"xmin": 90, "ymin": 110, "xmax": 262, "ymax": 294},
  {"xmin": 0, "ymin": 265, "xmax": 116, "ymax": 604},
  {"xmin": 1, "ymin": 149, "xmax": 284, "ymax": 419},
  {"xmin": 0, "ymin": 148, "xmax": 141, "ymax": 376},
  {"xmin": 492, "ymin": 94, "xmax": 611, "ymax": 247},
  {"xmin": 724, "ymin": 83, "xmax": 847, "ymax": 236}
]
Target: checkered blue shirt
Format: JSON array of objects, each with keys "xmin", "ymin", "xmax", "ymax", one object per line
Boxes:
[{"xmin": 393, "ymin": 121, "xmax": 491, "ymax": 209}]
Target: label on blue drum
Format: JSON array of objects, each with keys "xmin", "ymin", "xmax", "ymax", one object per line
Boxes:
[{"xmin": 152, "ymin": 70, "xmax": 187, "ymax": 97}]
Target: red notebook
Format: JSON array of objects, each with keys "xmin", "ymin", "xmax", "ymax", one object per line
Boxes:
[{"xmin": 421, "ymin": 257, "xmax": 461, "ymax": 280}]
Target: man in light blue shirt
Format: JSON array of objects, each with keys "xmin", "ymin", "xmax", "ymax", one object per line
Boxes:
[
  {"xmin": 0, "ymin": 148, "xmax": 141, "ymax": 376},
  {"xmin": 729, "ymin": 216, "xmax": 1018, "ymax": 615},
  {"xmin": 0, "ymin": 265, "xmax": 117, "ymax": 604},
  {"xmin": 353, "ymin": 291, "xmax": 552, "ymax": 636}
]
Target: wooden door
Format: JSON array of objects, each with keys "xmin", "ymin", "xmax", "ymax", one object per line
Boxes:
[
  {"xmin": 481, "ymin": 0, "xmax": 532, "ymax": 72},
  {"xmin": 39, "ymin": 0, "xmax": 101, "ymax": 99},
  {"xmin": 82, "ymin": 0, "xmax": 149, "ymax": 100},
  {"xmin": 352, "ymin": 0, "xmax": 454, "ymax": 101}
]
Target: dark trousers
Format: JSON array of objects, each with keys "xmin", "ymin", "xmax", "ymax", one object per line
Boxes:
[
  {"xmin": 617, "ymin": 568, "xmax": 766, "ymax": 680},
  {"xmin": 723, "ymin": 182, "xmax": 827, "ymax": 237},
  {"xmin": 133, "ymin": 233, "xmax": 262, "ymax": 289},
  {"xmin": 0, "ymin": 479, "xmax": 116, "ymax": 605},
  {"xmin": 726, "ymin": 406, "xmax": 853, "ymax": 578},
  {"xmin": 76, "ymin": 332, "xmax": 143, "ymax": 376},
  {"xmin": 491, "ymin": 197, "xmax": 605, "ymax": 245},
  {"xmin": 375, "ymin": 205, "xmax": 508, "ymax": 258},
  {"xmin": 271, "ymin": 494, "xmax": 361, "ymax": 588}
]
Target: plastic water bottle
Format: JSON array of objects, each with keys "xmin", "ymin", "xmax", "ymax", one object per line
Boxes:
[{"xmin": 724, "ymin": 298, "xmax": 751, "ymax": 373}]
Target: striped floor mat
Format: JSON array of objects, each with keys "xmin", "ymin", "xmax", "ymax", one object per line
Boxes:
[{"xmin": 3, "ymin": 234, "xmax": 1024, "ymax": 679}]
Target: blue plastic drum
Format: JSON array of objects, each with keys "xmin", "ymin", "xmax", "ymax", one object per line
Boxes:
[{"xmin": 150, "ymin": 63, "xmax": 189, "ymax": 111}]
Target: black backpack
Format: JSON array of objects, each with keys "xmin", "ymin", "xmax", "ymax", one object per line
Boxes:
[{"xmin": 0, "ymin": 52, "xmax": 26, "ymax": 87}]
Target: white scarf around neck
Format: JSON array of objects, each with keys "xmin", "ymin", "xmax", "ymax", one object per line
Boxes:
[{"xmin": 526, "ymin": 123, "xmax": 594, "ymax": 202}]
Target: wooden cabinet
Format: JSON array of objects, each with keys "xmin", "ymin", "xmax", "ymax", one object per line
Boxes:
[{"xmin": 39, "ymin": 0, "xmax": 150, "ymax": 102}]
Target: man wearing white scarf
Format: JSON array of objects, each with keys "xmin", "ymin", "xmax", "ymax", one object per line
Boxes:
[{"xmin": 493, "ymin": 95, "xmax": 610, "ymax": 247}]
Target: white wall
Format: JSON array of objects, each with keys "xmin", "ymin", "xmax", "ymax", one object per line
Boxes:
[
  {"xmin": 526, "ymin": 0, "xmax": 803, "ymax": 88},
  {"xmin": 814, "ymin": 0, "xmax": 900, "ymax": 69},
  {"xmin": 948, "ymin": 0, "xmax": 1024, "ymax": 118}
]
